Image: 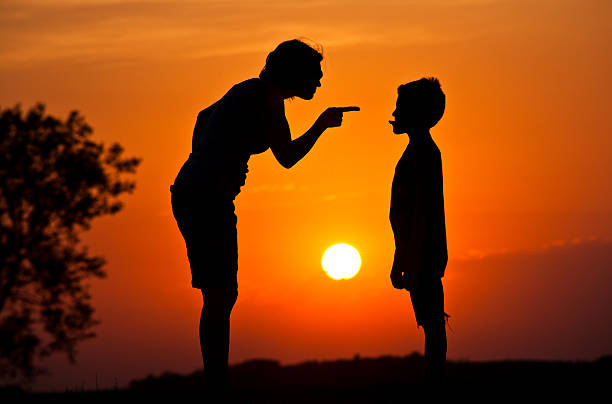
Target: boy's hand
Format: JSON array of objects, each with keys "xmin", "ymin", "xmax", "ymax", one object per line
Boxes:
[
  {"xmin": 390, "ymin": 266, "xmax": 405, "ymax": 289},
  {"xmin": 390, "ymin": 250, "xmax": 406, "ymax": 289},
  {"xmin": 390, "ymin": 249, "xmax": 420, "ymax": 290}
]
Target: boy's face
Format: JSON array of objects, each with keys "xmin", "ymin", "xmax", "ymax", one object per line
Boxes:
[{"xmin": 389, "ymin": 93, "xmax": 422, "ymax": 134}]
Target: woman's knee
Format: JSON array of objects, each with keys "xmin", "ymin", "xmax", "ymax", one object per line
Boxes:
[{"xmin": 203, "ymin": 288, "xmax": 238, "ymax": 312}]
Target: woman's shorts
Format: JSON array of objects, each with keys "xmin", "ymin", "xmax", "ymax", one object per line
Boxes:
[{"xmin": 171, "ymin": 185, "xmax": 238, "ymax": 291}]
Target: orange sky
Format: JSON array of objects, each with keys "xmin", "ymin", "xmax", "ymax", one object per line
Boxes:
[{"xmin": 1, "ymin": 0, "xmax": 612, "ymax": 391}]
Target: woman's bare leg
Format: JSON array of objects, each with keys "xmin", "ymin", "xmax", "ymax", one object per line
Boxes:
[{"xmin": 200, "ymin": 288, "xmax": 237, "ymax": 387}]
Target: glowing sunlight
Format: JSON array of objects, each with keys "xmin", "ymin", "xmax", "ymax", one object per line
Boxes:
[{"xmin": 322, "ymin": 244, "xmax": 361, "ymax": 280}]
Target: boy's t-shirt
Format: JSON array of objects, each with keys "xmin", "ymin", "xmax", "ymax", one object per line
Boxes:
[{"xmin": 390, "ymin": 136, "xmax": 447, "ymax": 282}]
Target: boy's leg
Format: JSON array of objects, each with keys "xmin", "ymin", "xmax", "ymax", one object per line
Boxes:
[
  {"xmin": 423, "ymin": 312, "xmax": 446, "ymax": 383},
  {"xmin": 410, "ymin": 278, "xmax": 447, "ymax": 384}
]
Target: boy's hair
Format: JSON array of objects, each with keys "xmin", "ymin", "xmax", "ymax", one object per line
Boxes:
[
  {"xmin": 260, "ymin": 39, "xmax": 323, "ymax": 91},
  {"xmin": 398, "ymin": 77, "xmax": 445, "ymax": 128}
]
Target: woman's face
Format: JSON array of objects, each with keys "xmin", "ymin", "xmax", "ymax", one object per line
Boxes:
[{"xmin": 293, "ymin": 62, "xmax": 323, "ymax": 100}]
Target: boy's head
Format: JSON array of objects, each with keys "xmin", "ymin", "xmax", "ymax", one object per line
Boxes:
[{"xmin": 390, "ymin": 77, "xmax": 445, "ymax": 135}]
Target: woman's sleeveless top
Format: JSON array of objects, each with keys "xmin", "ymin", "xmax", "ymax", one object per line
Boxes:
[{"xmin": 174, "ymin": 78, "xmax": 283, "ymax": 198}]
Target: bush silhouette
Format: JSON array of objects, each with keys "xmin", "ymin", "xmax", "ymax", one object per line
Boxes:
[{"xmin": 0, "ymin": 103, "xmax": 140, "ymax": 383}]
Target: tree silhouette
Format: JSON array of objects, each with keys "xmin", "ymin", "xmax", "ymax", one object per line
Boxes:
[{"xmin": 0, "ymin": 104, "xmax": 140, "ymax": 382}]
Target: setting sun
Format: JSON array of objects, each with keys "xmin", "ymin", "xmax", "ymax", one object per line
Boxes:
[{"xmin": 322, "ymin": 244, "xmax": 361, "ymax": 280}]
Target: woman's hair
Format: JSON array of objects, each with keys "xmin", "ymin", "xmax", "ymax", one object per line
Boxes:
[{"xmin": 260, "ymin": 39, "xmax": 323, "ymax": 91}]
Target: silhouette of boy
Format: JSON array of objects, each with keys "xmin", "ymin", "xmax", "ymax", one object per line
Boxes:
[{"xmin": 389, "ymin": 77, "xmax": 448, "ymax": 383}]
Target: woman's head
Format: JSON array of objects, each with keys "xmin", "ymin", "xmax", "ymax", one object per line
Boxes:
[{"xmin": 260, "ymin": 39, "xmax": 323, "ymax": 100}]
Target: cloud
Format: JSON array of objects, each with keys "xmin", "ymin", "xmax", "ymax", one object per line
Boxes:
[
  {"xmin": 248, "ymin": 183, "xmax": 309, "ymax": 193},
  {"xmin": 0, "ymin": 0, "xmax": 510, "ymax": 68},
  {"xmin": 448, "ymin": 238, "xmax": 612, "ymax": 360}
]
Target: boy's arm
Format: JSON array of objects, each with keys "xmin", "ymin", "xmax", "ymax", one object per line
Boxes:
[
  {"xmin": 390, "ymin": 190, "xmax": 425, "ymax": 290},
  {"xmin": 403, "ymin": 169, "xmax": 427, "ymax": 270},
  {"xmin": 390, "ymin": 159, "xmax": 425, "ymax": 289},
  {"xmin": 389, "ymin": 166, "xmax": 415, "ymax": 247}
]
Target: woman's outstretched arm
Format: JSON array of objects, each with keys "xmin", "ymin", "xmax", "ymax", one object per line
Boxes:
[{"xmin": 270, "ymin": 106, "xmax": 359, "ymax": 169}]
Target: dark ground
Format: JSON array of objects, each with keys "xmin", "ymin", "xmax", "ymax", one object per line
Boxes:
[{"xmin": 4, "ymin": 353, "xmax": 611, "ymax": 402}]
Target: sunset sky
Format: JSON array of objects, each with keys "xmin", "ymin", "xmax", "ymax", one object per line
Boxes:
[{"xmin": 1, "ymin": 0, "xmax": 611, "ymax": 391}]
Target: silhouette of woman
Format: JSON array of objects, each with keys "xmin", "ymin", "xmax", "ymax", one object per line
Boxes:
[{"xmin": 170, "ymin": 39, "xmax": 358, "ymax": 389}]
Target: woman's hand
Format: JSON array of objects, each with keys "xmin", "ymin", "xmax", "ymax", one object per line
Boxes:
[
  {"xmin": 270, "ymin": 106, "xmax": 360, "ymax": 169},
  {"xmin": 314, "ymin": 106, "xmax": 360, "ymax": 130}
]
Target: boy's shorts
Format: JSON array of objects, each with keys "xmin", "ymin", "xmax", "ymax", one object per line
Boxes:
[
  {"xmin": 171, "ymin": 185, "xmax": 238, "ymax": 292},
  {"xmin": 409, "ymin": 277, "xmax": 445, "ymax": 328}
]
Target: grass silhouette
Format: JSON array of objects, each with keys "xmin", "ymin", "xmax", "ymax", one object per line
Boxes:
[{"xmin": 6, "ymin": 352, "xmax": 609, "ymax": 402}]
